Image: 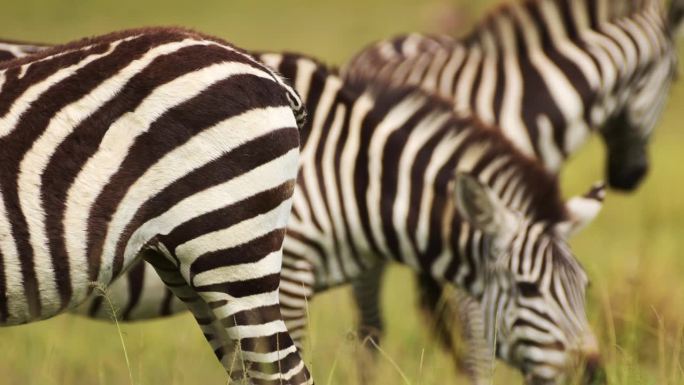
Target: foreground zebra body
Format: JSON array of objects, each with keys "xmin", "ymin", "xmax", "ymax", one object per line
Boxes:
[
  {"xmin": 0, "ymin": 28, "xmax": 312, "ymax": 384},
  {"xmin": 344, "ymin": 0, "xmax": 683, "ymax": 377}
]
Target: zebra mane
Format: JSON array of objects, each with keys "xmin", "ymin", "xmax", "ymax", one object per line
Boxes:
[
  {"xmin": 464, "ymin": 0, "xmax": 662, "ymax": 44},
  {"xmin": 455, "ymin": 116, "xmax": 569, "ymax": 224}
]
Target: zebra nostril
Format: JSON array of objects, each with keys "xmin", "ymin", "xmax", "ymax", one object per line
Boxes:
[
  {"xmin": 582, "ymin": 351, "xmax": 607, "ymax": 385},
  {"xmin": 577, "ymin": 334, "xmax": 606, "ymax": 385}
]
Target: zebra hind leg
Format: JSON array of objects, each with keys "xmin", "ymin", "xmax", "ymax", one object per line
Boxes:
[
  {"xmin": 141, "ymin": 249, "xmax": 243, "ymax": 378},
  {"xmin": 150, "ymin": 240, "xmax": 313, "ymax": 385}
]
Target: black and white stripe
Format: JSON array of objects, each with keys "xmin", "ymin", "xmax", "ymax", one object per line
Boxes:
[
  {"xmin": 344, "ymin": 0, "xmax": 681, "ymax": 378},
  {"xmin": 0, "ymin": 28, "xmax": 311, "ymax": 385}
]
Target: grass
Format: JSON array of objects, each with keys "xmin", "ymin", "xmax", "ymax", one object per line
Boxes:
[{"xmin": 0, "ymin": 0, "xmax": 683, "ymax": 384}]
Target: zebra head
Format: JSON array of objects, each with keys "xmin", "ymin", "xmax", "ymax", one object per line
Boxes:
[
  {"xmin": 601, "ymin": 54, "xmax": 677, "ymax": 192},
  {"xmin": 600, "ymin": 3, "xmax": 681, "ymax": 192},
  {"xmin": 455, "ymin": 174, "xmax": 605, "ymax": 385}
]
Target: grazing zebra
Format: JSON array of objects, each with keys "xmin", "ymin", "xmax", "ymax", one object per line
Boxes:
[
  {"xmin": 0, "ymin": 28, "xmax": 312, "ymax": 385},
  {"xmin": 256, "ymin": 52, "xmax": 606, "ymax": 385},
  {"xmin": 344, "ymin": 0, "xmax": 683, "ymax": 377}
]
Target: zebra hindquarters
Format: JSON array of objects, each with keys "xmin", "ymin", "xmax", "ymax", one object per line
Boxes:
[{"xmin": 136, "ymin": 103, "xmax": 308, "ymax": 383}]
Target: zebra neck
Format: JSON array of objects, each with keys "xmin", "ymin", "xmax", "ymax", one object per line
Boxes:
[{"xmin": 452, "ymin": 0, "xmax": 669, "ymax": 166}]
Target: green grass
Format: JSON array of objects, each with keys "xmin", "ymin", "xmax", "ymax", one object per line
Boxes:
[{"xmin": 0, "ymin": 0, "xmax": 683, "ymax": 384}]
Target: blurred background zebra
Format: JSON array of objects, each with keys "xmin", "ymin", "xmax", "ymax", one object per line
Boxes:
[{"xmin": 343, "ymin": 1, "xmax": 683, "ymax": 381}]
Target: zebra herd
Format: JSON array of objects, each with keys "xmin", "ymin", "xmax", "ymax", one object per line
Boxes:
[{"xmin": 0, "ymin": 0, "xmax": 681, "ymax": 384}]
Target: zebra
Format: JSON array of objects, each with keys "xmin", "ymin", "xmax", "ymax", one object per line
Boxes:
[
  {"xmin": 0, "ymin": 27, "xmax": 312, "ymax": 385},
  {"xmin": 0, "ymin": 36, "xmax": 605, "ymax": 383},
  {"xmin": 343, "ymin": 0, "xmax": 683, "ymax": 378},
  {"xmin": 256, "ymin": 52, "xmax": 607, "ymax": 385}
]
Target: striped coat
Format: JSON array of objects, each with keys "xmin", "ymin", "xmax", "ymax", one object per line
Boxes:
[
  {"xmin": 259, "ymin": 52, "xmax": 603, "ymax": 384},
  {"xmin": 343, "ymin": 0, "xmax": 682, "ymax": 379}
]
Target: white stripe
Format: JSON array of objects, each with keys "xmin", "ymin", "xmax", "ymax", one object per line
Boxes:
[
  {"xmin": 248, "ymin": 359, "xmax": 307, "ymax": 381},
  {"xmin": 539, "ymin": 0, "xmax": 600, "ymax": 89},
  {"xmin": 299, "ymin": 75, "xmax": 341, "ymax": 238},
  {"xmin": 228, "ymin": 319, "xmax": 288, "ymax": 339},
  {"xmin": 495, "ymin": 13, "xmax": 536, "ymax": 157},
  {"xmin": 241, "ymin": 344, "xmax": 299, "ymax": 363},
  {"xmin": 192, "ymin": 248, "xmax": 282, "ymax": 288},
  {"xmin": 279, "ymin": 280, "xmax": 312, "ymax": 297},
  {"xmin": 179, "ymin": 203, "xmax": 290, "ymax": 282},
  {"xmin": 417, "ymin": 130, "xmax": 468, "ymax": 253},
  {"xmin": 422, "ymin": 48, "xmax": 449, "ymax": 92},
  {"xmin": 339, "ymin": 94, "xmax": 374, "ymax": 261},
  {"xmin": 475, "ymin": 29, "xmax": 498, "ymax": 124},
  {"xmin": 295, "ymin": 58, "xmax": 317, "ymax": 104},
  {"xmin": 511, "ymin": 5, "xmax": 590, "ymax": 156},
  {"xmin": 321, "ymin": 104, "xmax": 357, "ymax": 277},
  {"xmin": 536, "ymin": 114, "xmax": 563, "ymax": 172},
  {"xmin": 453, "ymin": 46, "xmax": 481, "ymax": 113},
  {"xmin": 0, "ymin": 184, "xmax": 29, "ymax": 323},
  {"xmin": 205, "ymin": 291, "xmax": 280, "ymax": 317},
  {"xmin": 439, "ymin": 45, "xmax": 466, "ymax": 97}
]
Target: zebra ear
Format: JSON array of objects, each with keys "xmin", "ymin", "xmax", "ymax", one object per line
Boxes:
[
  {"xmin": 454, "ymin": 172, "xmax": 518, "ymax": 235},
  {"xmin": 556, "ymin": 182, "xmax": 606, "ymax": 238}
]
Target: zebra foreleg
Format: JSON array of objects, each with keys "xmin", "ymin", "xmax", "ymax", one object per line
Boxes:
[
  {"xmin": 350, "ymin": 262, "xmax": 387, "ymax": 385},
  {"xmin": 452, "ymin": 290, "xmax": 494, "ymax": 385},
  {"xmin": 416, "ymin": 274, "xmax": 494, "ymax": 385}
]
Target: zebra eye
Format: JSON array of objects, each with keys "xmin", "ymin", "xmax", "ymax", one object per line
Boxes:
[{"xmin": 516, "ymin": 281, "xmax": 540, "ymax": 297}]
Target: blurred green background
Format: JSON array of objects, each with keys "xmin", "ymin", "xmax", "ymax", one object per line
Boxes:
[{"xmin": 0, "ymin": 1, "xmax": 683, "ymax": 384}]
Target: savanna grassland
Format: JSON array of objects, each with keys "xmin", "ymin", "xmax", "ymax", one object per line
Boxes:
[{"xmin": 0, "ymin": 1, "xmax": 682, "ymax": 384}]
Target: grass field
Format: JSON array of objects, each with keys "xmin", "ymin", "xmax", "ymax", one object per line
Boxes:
[{"xmin": 0, "ymin": 1, "xmax": 683, "ymax": 384}]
